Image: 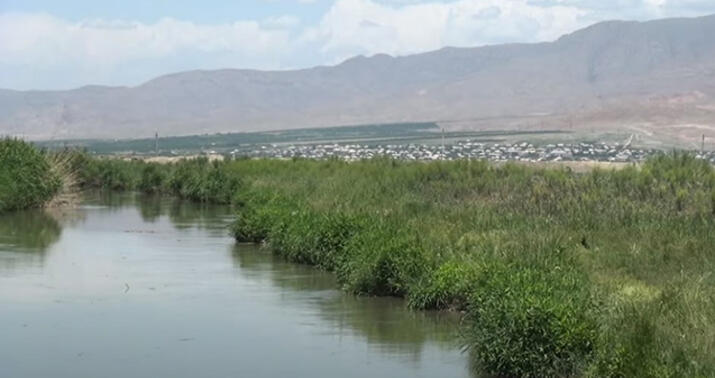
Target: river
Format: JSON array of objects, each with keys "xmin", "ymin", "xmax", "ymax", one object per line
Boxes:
[{"xmin": 0, "ymin": 192, "xmax": 471, "ymax": 378}]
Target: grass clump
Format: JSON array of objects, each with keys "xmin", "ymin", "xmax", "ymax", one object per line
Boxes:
[
  {"xmin": 268, "ymin": 208, "xmax": 366, "ymax": 271},
  {"xmin": 138, "ymin": 164, "xmax": 166, "ymax": 193},
  {"xmin": 590, "ymin": 277, "xmax": 715, "ymax": 378},
  {"xmin": 0, "ymin": 138, "xmax": 62, "ymax": 212},
  {"xmin": 338, "ymin": 219, "xmax": 431, "ymax": 296},
  {"xmin": 232, "ymin": 188, "xmax": 293, "ymax": 243},
  {"xmin": 77, "ymin": 157, "xmax": 141, "ymax": 190},
  {"xmin": 167, "ymin": 158, "xmax": 240, "ymax": 203},
  {"xmin": 407, "ymin": 261, "xmax": 479, "ymax": 311},
  {"xmin": 465, "ymin": 262, "xmax": 597, "ymax": 377}
]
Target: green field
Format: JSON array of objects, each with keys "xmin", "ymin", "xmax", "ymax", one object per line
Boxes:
[{"xmin": 74, "ymin": 152, "xmax": 715, "ymax": 377}]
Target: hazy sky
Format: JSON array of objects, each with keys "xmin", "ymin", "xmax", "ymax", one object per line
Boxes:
[{"xmin": 2, "ymin": 0, "xmax": 715, "ymax": 90}]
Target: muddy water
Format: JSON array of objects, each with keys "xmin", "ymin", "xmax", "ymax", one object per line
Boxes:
[{"xmin": 0, "ymin": 192, "xmax": 471, "ymax": 378}]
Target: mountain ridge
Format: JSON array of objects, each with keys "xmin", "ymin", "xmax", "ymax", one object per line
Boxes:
[{"xmin": 2, "ymin": 14, "xmax": 715, "ymax": 147}]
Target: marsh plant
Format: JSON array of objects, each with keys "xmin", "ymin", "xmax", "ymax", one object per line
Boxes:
[
  {"xmin": 74, "ymin": 155, "xmax": 240, "ymax": 204},
  {"xmin": 0, "ymin": 139, "xmax": 62, "ymax": 212}
]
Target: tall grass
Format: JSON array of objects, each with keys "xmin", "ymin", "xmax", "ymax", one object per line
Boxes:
[
  {"xmin": 78, "ymin": 153, "xmax": 715, "ymax": 377},
  {"xmin": 74, "ymin": 155, "xmax": 240, "ymax": 203},
  {"xmin": 0, "ymin": 138, "xmax": 62, "ymax": 212}
]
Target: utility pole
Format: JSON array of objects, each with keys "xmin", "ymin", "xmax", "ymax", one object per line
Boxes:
[
  {"xmin": 702, "ymin": 134, "xmax": 706, "ymax": 154},
  {"xmin": 155, "ymin": 131, "xmax": 159, "ymax": 156},
  {"xmin": 441, "ymin": 128, "xmax": 445, "ymax": 160}
]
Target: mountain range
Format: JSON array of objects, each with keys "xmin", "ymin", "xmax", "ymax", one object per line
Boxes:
[{"xmin": 2, "ymin": 14, "xmax": 715, "ymax": 147}]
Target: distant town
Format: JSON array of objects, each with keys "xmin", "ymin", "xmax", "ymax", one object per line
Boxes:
[
  {"xmin": 38, "ymin": 121, "xmax": 714, "ymax": 164},
  {"xmin": 225, "ymin": 140, "xmax": 715, "ymax": 164}
]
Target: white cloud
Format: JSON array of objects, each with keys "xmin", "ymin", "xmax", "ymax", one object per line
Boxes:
[
  {"xmin": 0, "ymin": 12, "xmax": 306, "ymax": 88},
  {"xmin": 310, "ymin": 0, "xmax": 587, "ymax": 62},
  {"xmin": 262, "ymin": 15, "xmax": 302, "ymax": 29},
  {"xmin": 0, "ymin": 12, "xmax": 297, "ymax": 67},
  {"xmin": 1, "ymin": 0, "xmax": 715, "ymax": 89}
]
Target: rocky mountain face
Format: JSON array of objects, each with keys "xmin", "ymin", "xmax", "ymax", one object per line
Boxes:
[{"xmin": 2, "ymin": 14, "xmax": 715, "ymax": 145}]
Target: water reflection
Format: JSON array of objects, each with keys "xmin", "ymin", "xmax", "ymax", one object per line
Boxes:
[
  {"xmin": 85, "ymin": 189, "xmax": 136, "ymax": 209},
  {"xmin": 167, "ymin": 199, "xmax": 232, "ymax": 235},
  {"xmin": 0, "ymin": 209, "xmax": 64, "ymax": 272},
  {"xmin": 0, "ymin": 209, "xmax": 62, "ymax": 252},
  {"xmin": 83, "ymin": 191, "xmax": 233, "ymax": 236},
  {"xmin": 231, "ymin": 244, "xmax": 463, "ymax": 359},
  {"xmin": 138, "ymin": 194, "xmax": 163, "ymax": 222}
]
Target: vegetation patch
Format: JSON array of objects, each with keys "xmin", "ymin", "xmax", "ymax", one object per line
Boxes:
[
  {"xmin": 0, "ymin": 139, "xmax": 62, "ymax": 213},
  {"xmin": 74, "ymin": 155, "xmax": 240, "ymax": 203},
  {"xmin": 464, "ymin": 263, "xmax": 597, "ymax": 377},
  {"xmin": 407, "ymin": 261, "xmax": 480, "ymax": 311}
]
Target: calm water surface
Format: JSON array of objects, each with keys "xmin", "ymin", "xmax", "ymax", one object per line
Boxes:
[{"xmin": 0, "ymin": 192, "xmax": 471, "ymax": 378}]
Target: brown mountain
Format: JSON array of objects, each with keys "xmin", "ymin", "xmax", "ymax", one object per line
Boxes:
[{"xmin": 2, "ymin": 14, "xmax": 715, "ymax": 147}]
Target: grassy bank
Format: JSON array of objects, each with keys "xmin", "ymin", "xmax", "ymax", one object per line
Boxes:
[
  {"xmin": 78, "ymin": 154, "xmax": 715, "ymax": 377},
  {"xmin": 0, "ymin": 139, "xmax": 62, "ymax": 213}
]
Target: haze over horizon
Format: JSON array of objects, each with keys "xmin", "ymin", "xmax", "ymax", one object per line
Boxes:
[{"xmin": 3, "ymin": 0, "xmax": 715, "ymax": 91}]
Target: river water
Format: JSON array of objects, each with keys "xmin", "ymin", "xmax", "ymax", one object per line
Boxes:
[{"xmin": 0, "ymin": 192, "xmax": 471, "ymax": 378}]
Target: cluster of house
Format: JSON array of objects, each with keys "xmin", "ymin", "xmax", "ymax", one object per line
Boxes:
[{"xmin": 229, "ymin": 140, "xmax": 715, "ymax": 164}]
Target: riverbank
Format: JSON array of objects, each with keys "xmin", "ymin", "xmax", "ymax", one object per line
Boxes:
[
  {"xmin": 76, "ymin": 154, "xmax": 715, "ymax": 377},
  {"xmin": 0, "ymin": 139, "xmax": 63, "ymax": 213}
]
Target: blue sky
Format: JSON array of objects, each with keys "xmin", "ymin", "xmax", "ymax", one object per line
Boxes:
[
  {"xmin": 0, "ymin": 0, "xmax": 332, "ymax": 24},
  {"xmin": 2, "ymin": 0, "xmax": 715, "ymax": 90}
]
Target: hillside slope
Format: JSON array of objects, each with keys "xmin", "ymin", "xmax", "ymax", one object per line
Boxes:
[{"xmin": 2, "ymin": 14, "xmax": 715, "ymax": 146}]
